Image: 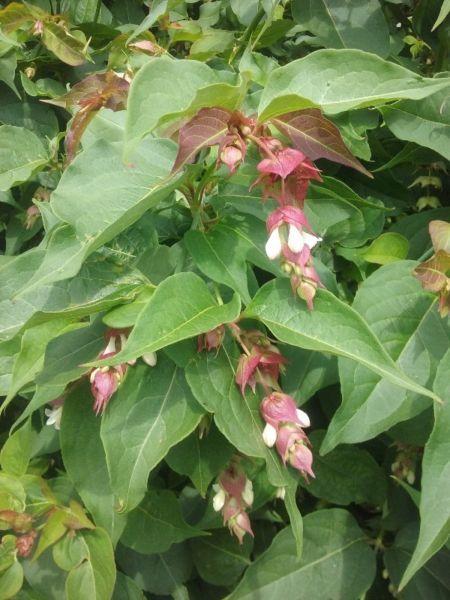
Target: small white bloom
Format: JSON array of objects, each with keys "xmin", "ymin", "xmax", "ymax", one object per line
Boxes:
[
  {"xmin": 142, "ymin": 352, "xmax": 157, "ymax": 367},
  {"xmin": 287, "ymin": 225, "xmax": 305, "ymax": 253},
  {"xmin": 45, "ymin": 406, "xmax": 63, "ymax": 430},
  {"xmin": 90, "ymin": 367, "xmax": 99, "ymax": 383},
  {"xmin": 406, "ymin": 471, "xmax": 415, "ymax": 485},
  {"xmin": 212, "ymin": 487, "xmax": 226, "ymax": 512},
  {"xmin": 265, "ymin": 227, "xmax": 282, "ymax": 260},
  {"xmin": 302, "ymin": 231, "xmax": 322, "ymax": 249},
  {"xmin": 296, "ymin": 408, "xmax": 311, "ymax": 428},
  {"xmin": 242, "ymin": 479, "xmax": 254, "ymax": 507},
  {"xmin": 104, "ymin": 336, "xmax": 116, "ymax": 354},
  {"xmin": 262, "ymin": 423, "xmax": 277, "ymax": 448},
  {"xmin": 275, "ymin": 487, "xmax": 286, "ymax": 500}
]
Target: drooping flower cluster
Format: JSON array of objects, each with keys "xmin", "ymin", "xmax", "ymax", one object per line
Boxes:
[
  {"xmin": 234, "ymin": 328, "xmax": 287, "ymax": 395},
  {"xmin": 89, "ymin": 329, "xmax": 157, "ymax": 415},
  {"xmin": 212, "ymin": 463, "xmax": 254, "ymax": 544},
  {"xmin": 252, "ymin": 139, "xmax": 324, "ymax": 309},
  {"xmin": 261, "ymin": 393, "xmax": 314, "ymax": 481},
  {"xmin": 229, "ymin": 323, "xmax": 315, "ymax": 481}
]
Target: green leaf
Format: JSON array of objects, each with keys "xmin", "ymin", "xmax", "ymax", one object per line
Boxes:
[
  {"xmin": 65, "ymin": 529, "xmax": 116, "ymax": 600},
  {"xmin": 112, "ymin": 571, "xmax": 144, "ymax": 600},
  {"xmin": 0, "ymin": 237, "xmax": 140, "ymax": 342},
  {"xmin": 322, "ymin": 261, "xmax": 449, "ymax": 453},
  {"xmin": 245, "ymin": 278, "xmax": 440, "ymax": 403},
  {"xmin": 292, "ymin": 0, "xmax": 390, "ymax": 57},
  {"xmin": 229, "ymin": 508, "xmax": 376, "ymax": 600},
  {"xmin": 60, "ymin": 382, "xmax": 127, "ymax": 544},
  {"xmin": 0, "ymin": 419, "xmax": 36, "ymax": 477},
  {"xmin": 306, "ymin": 176, "xmax": 385, "ymax": 248},
  {"xmin": 41, "ymin": 22, "xmax": 87, "ymax": 67},
  {"xmin": 166, "ymin": 424, "xmax": 234, "ymax": 497},
  {"xmin": 432, "ymin": 0, "xmax": 450, "ymax": 30},
  {"xmin": 399, "ymin": 349, "xmax": 450, "ymax": 589},
  {"xmin": 385, "ymin": 523, "xmax": 450, "ymax": 598},
  {"xmin": 121, "ymin": 490, "xmax": 207, "ymax": 554},
  {"xmin": 0, "ymin": 125, "xmax": 48, "ymax": 191},
  {"xmin": 258, "ymin": 49, "xmax": 450, "ymax": 121},
  {"xmin": 96, "ymin": 272, "xmax": 241, "ymax": 366},
  {"xmin": 0, "ymin": 561, "xmax": 23, "ymax": 600},
  {"xmin": 116, "ymin": 542, "xmax": 192, "ymax": 596},
  {"xmin": 4, "ymin": 318, "xmax": 80, "ymax": 410},
  {"xmin": 190, "ymin": 529, "xmax": 252, "ymax": 586},
  {"xmin": 0, "ymin": 51, "xmax": 19, "ymax": 97},
  {"xmin": 281, "ymin": 346, "xmax": 338, "ymax": 404},
  {"xmin": 125, "ymin": 57, "xmax": 245, "ymax": 154},
  {"xmin": 304, "ymin": 430, "xmax": 387, "ymax": 506},
  {"xmin": 362, "ymin": 232, "xmax": 409, "ymax": 265},
  {"xmin": 51, "ymin": 138, "xmax": 178, "ymax": 251},
  {"xmin": 381, "ymin": 89, "xmax": 450, "ymax": 160},
  {"xmin": 101, "ymin": 359, "xmax": 204, "ymax": 512},
  {"xmin": 185, "ymin": 228, "xmax": 252, "ymax": 304}
]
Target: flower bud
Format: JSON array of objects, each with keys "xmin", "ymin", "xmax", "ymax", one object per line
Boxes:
[{"xmin": 142, "ymin": 352, "xmax": 157, "ymax": 366}]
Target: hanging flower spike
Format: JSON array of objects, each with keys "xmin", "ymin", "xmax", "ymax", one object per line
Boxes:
[
  {"xmin": 197, "ymin": 325, "xmax": 225, "ymax": 352},
  {"xmin": 265, "ymin": 206, "xmax": 322, "ymax": 260},
  {"xmin": 235, "ymin": 342, "xmax": 287, "ymax": 395},
  {"xmin": 260, "ymin": 392, "xmax": 314, "ymax": 481},
  {"xmin": 275, "ymin": 424, "xmax": 315, "ymax": 481},
  {"xmin": 89, "ymin": 335, "xmax": 127, "ymax": 415},
  {"xmin": 212, "ymin": 465, "xmax": 254, "ymax": 544}
]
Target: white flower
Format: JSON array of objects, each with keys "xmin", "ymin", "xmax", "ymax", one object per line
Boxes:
[
  {"xmin": 242, "ymin": 479, "xmax": 254, "ymax": 507},
  {"xmin": 212, "ymin": 486, "xmax": 226, "ymax": 512},
  {"xmin": 262, "ymin": 423, "xmax": 277, "ymax": 447},
  {"xmin": 302, "ymin": 231, "xmax": 322, "ymax": 249},
  {"xmin": 142, "ymin": 352, "xmax": 157, "ymax": 367},
  {"xmin": 45, "ymin": 406, "xmax": 63, "ymax": 430},
  {"xmin": 275, "ymin": 487, "xmax": 286, "ymax": 500},
  {"xmin": 103, "ymin": 336, "xmax": 116, "ymax": 354},
  {"xmin": 296, "ymin": 408, "xmax": 311, "ymax": 428},
  {"xmin": 287, "ymin": 225, "xmax": 305, "ymax": 253},
  {"xmin": 265, "ymin": 228, "xmax": 282, "ymax": 260}
]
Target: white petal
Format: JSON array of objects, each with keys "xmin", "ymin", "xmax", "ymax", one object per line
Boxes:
[
  {"xmin": 302, "ymin": 231, "xmax": 322, "ymax": 249},
  {"xmin": 242, "ymin": 479, "xmax": 254, "ymax": 507},
  {"xmin": 212, "ymin": 488, "xmax": 226, "ymax": 512},
  {"xmin": 275, "ymin": 487, "xmax": 286, "ymax": 500},
  {"xmin": 262, "ymin": 423, "xmax": 277, "ymax": 448},
  {"xmin": 296, "ymin": 409, "xmax": 310, "ymax": 428},
  {"xmin": 45, "ymin": 406, "xmax": 62, "ymax": 430},
  {"xmin": 104, "ymin": 336, "xmax": 117, "ymax": 354},
  {"xmin": 142, "ymin": 352, "xmax": 157, "ymax": 367},
  {"xmin": 265, "ymin": 228, "xmax": 282, "ymax": 260},
  {"xmin": 287, "ymin": 225, "xmax": 304, "ymax": 253}
]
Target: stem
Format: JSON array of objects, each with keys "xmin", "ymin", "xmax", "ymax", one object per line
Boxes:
[
  {"xmin": 417, "ymin": 246, "xmax": 434, "ymax": 262},
  {"xmin": 228, "ymin": 7, "xmax": 266, "ymax": 65},
  {"xmin": 94, "ymin": 0, "xmax": 102, "ymax": 24}
]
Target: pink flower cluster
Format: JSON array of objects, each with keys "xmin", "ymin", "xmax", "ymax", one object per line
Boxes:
[
  {"xmin": 212, "ymin": 464, "xmax": 254, "ymax": 544},
  {"xmin": 89, "ymin": 329, "xmax": 157, "ymax": 415},
  {"xmin": 261, "ymin": 393, "xmax": 314, "ymax": 481},
  {"xmin": 252, "ymin": 140, "xmax": 324, "ymax": 309}
]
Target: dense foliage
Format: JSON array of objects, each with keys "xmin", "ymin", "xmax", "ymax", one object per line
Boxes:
[{"xmin": 0, "ymin": 0, "xmax": 449, "ymax": 598}]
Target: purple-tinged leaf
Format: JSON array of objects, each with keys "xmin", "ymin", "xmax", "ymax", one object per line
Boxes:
[
  {"xmin": 172, "ymin": 107, "xmax": 231, "ymax": 172},
  {"xmin": 47, "ymin": 72, "xmax": 129, "ymax": 162},
  {"xmin": 272, "ymin": 109, "xmax": 372, "ymax": 177}
]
